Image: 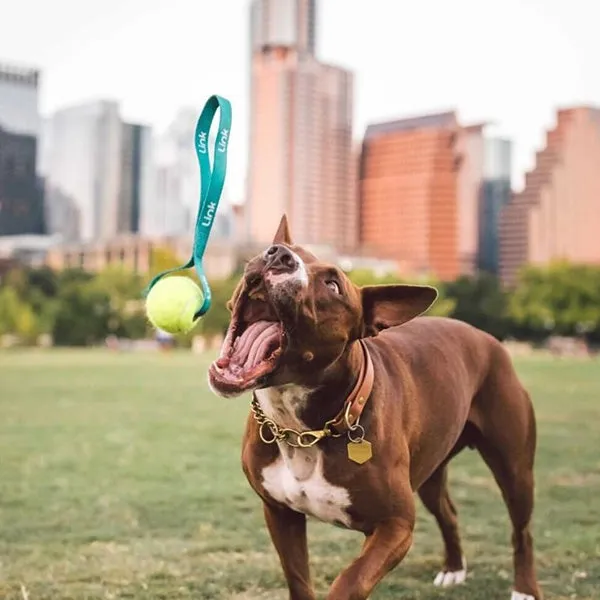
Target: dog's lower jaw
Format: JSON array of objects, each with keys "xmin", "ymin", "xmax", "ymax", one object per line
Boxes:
[
  {"xmin": 206, "ymin": 370, "xmax": 244, "ymax": 399},
  {"xmin": 207, "ymin": 364, "xmax": 270, "ymax": 398}
]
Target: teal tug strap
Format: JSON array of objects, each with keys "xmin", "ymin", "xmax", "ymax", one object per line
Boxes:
[{"xmin": 143, "ymin": 95, "xmax": 232, "ymax": 318}]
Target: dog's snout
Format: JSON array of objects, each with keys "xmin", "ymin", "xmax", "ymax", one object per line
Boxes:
[{"xmin": 264, "ymin": 244, "xmax": 297, "ymax": 273}]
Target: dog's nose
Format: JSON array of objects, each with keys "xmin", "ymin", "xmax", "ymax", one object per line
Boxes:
[{"xmin": 264, "ymin": 244, "xmax": 297, "ymax": 273}]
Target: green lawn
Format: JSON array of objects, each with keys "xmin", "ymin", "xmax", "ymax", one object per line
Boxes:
[{"xmin": 0, "ymin": 350, "xmax": 599, "ymax": 599}]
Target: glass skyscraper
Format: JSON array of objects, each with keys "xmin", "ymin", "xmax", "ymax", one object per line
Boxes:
[
  {"xmin": 478, "ymin": 138, "xmax": 512, "ymax": 275},
  {"xmin": 0, "ymin": 63, "xmax": 45, "ymax": 236}
]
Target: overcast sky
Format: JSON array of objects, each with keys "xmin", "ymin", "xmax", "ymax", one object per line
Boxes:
[{"xmin": 1, "ymin": 0, "xmax": 598, "ymax": 201}]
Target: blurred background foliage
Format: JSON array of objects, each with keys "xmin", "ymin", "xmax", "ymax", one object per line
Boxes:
[{"xmin": 1, "ymin": 251, "xmax": 599, "ymax": 347}]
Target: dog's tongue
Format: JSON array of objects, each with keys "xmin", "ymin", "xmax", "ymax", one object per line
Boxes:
[{"xmin": 230, "ymin": 321, "xmax": 280, "ymax": 370}]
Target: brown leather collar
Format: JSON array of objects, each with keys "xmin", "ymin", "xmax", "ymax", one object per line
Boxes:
[
  {"xmin": 328, "ymin": 339, "xmax": 375, "ymax": 435},
  {"xmin": 250, "ymin": 339, "xmax": 375, "ymax": 448}
]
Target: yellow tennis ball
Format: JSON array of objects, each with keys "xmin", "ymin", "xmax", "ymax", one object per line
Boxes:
[{"xmin": 145, "ymin": 276, "xmax": 204, "ymax": 335}]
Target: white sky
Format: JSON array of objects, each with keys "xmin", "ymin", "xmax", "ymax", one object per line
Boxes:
[{"xmin": 1, "ymin": 0, "xmax": 598, "ymax": 201}]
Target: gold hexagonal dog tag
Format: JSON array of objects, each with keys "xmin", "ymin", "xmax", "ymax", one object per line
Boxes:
[{"xmin": 347, "ymin": 440, "xmax": 373, "ymax": 464}]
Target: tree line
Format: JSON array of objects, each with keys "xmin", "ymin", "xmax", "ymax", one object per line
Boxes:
[{"xmin": 1, "ymin": 247, "xmax": 599, "ymax": 347}]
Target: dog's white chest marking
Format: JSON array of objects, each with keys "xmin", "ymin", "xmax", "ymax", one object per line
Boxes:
[{"xmin": 256, "ymin": 387, "xmax": 352, "ymax": 527}]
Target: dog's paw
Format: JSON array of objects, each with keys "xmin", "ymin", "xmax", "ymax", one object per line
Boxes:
[
  {"xmin": 510, "ymin": 592, "xmax": 536, "ymax": 600},
  {"xmin": 433, "ymin": 559, "xmax": 467, "ymax": 587}
]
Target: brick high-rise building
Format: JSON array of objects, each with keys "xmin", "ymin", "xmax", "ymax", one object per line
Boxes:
[
  {"xmin": 247, "ymin": 0, "xmax": 355, "ymax": 251},
  {"xmin": 359, "ymin": 113, "xmax": 510, "ymax": 281},
  {"xmin": 499, "ymin": 106, "xmax": 600, "ymax": 286},
  {"xmin": 360, "ymin": 113, "xmax": 470, "ymax": 281}
]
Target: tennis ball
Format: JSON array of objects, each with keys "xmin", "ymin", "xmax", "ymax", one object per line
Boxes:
[{"xmin": 145, "ymin": 276, "xmax": 204, "ymax": 335}]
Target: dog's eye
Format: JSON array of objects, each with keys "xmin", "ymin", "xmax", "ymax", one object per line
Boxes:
[{"xmin": 325, "ymin": 280, "xmax": 341, "ymax": 294}]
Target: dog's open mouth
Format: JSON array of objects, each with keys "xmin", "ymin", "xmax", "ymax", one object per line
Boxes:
[{"xmin": 208, "ymin": 295, "xmax": 285, "ymax": 396}]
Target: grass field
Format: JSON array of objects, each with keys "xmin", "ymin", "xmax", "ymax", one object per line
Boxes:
[{"xmin": 0, "ymin": 349, "xmax": 599, "ymax": 600}]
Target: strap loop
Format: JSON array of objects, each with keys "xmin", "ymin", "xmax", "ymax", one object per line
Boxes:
[{"xmin": 143, "ymin": 95, "xmax": 232, "ymax": 318}]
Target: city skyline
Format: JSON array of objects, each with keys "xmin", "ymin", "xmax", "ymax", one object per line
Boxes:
[
  {"xmin": 2, "ymin": 0, "xmax": 600, "ymax": 286},
  {"xmin": 1, "ymin": 0, "xmax": 599, "ymax": 203}
]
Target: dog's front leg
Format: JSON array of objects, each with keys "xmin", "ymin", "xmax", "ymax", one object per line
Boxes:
[
  {"xmin": 326, "ymin": 515, "xmax": 414, "ymax": 600},
  {"xmin": 263, "ymin": 501, "xmax": 316, "ymax": 600}
]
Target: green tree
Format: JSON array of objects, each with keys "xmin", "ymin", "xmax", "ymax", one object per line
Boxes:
[
  {"xmin": 57, "ymin": 268, "xmax": 94, "ymax": 287},
  {"xmin": 92, "ymin": 266, "xmax": 149, "ymax": 339},
  {"xmin": 52, "ymin": 280, "xmax": 115, "ymax": 346},
  {"xmin": 0, "ymin": 286, "xmax": 38, "ymax": 341},
  {"xmin": 445, "ymin": 273, "xmax": 511, "ymax": 339},
  {"xmin": 21, "ymin": 267, "xmax": 61, "ymax": 335},
  {"xmin": 26, "ymin": 266, "xmax": 59, "ymax": 298},
  {"xmin": 509, "ymin": 262, "xmax": 600, "ymax": 337},
  {"xmin": 2, "ymin": 267, "xmax": 29, "ymax": 296}
]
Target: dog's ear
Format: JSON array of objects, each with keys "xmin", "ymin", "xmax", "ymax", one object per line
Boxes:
[
  {"xmin": 272, "ymin": 214, "xmax": 293, "ymax": 245},
  {"xmin": 360, "ymin": 284, "xmax": 438, "ymax": 336}
]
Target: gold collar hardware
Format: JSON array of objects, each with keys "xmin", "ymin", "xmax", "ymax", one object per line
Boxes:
[{"xmin": 250, "ymin": 339, "xmax": 375, "ymax": 461}]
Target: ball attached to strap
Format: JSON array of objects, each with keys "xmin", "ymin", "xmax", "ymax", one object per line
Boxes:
[{"xmin": 145, "ymin": 276, "xmax": 204, "ymax": 335}]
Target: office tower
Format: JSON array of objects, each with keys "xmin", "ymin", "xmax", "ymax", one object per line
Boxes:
[
  {"xmin": 118, "ymin": 122, "xmax": 152, "ymax": 235},
  {"xmin": 360, "ymin": 112, "xmax": 462, "ymax": 281},
  {"xmin": 42, "ymin": 101, "xmax": 153, "ymax": 242},
  {"xmin": 457, "ymin": 124, "xmax": 486, "ymax": 275},
  {"xmin": 42, "ymin": 101, "xmax": 122, "ymax": 241},
  {"xmin": 250, "ymin": 0, "xmax": 316, "ymax": 56},
  {"xmin": 359, "ymin": 112, "xmax": 513, "ymax": 281},
  {"xmin": 500, "ymin": 107, "xmax": 600, "ymax": 286},
  {"xmin": 0, "ymin": 63, "xmax": 45, "ymax": 236},
  {"xmin": 478, "ymin": 137, "xmax": 512, "ymax": 274},
  {"xmin": 247, "ymin": 0, "xmax": 355, "ymax": 251}
]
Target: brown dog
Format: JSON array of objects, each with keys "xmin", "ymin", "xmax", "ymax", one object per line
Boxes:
[{"xmin": 208, "ymin": 216, "xmax": 542, "ymax": 600}]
